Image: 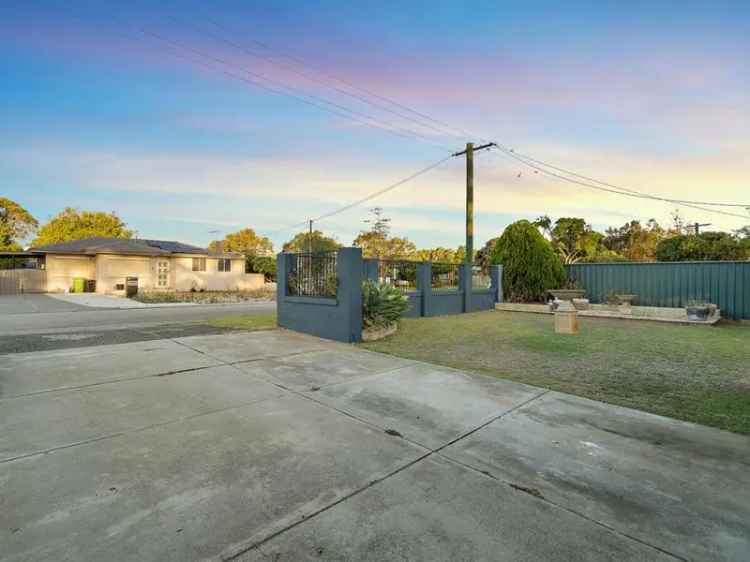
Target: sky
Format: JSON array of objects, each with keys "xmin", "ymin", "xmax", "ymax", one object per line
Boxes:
[{"xmin": 2, "ymin": 0, "xmax": 749, "ymax": 250}]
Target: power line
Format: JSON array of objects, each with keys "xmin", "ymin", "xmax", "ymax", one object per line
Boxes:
[
  {"xmin": 264, "ymin": 154, "xmax": 453, "ymax": 237},
  {"xmin": 106, "ymin": 12, "xmax": 749, "ymax": 225},
  {"xmin": 176, "ymin": 14, "xmax": 469, "ymax": 143},
  {"xmin": 494, "ymin": 146, "xmax": 750, "ymax": 220},
  {"xmin": 191, "ymin": 11, "xmax": 472, "ymax": 142},
  {"xmin": 499, "ymin": 147, "xmax": 750, "ymax": 208},
  {"xmin": 132, "ymin": 25, "xmax": 455, "ymax": 152},
  {"xmin": 310, "ymin": 154, "xmax": 453, "ymax": 223}
]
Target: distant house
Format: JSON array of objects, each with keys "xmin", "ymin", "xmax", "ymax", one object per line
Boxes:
[{"xmin": 29, "ymin": 237, "xmax": 264, "ymax": 294}]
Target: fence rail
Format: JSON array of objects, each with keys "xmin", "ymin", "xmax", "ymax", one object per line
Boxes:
[
  {"xmin": 566, "ymin": 261, "xmax": 750, "ymax": 320},
  {"xmin": 285, "ymin": 252, "xmax": 338, "ymax": 298}
]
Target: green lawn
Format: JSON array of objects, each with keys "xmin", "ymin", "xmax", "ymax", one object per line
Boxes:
[
  {"xmin": 204, "ymin": 313, "xmax": 277, "ymax": 331},
  {"xmin": 360, "ymin": 311, "xmax": 750, "ymax": 434}
]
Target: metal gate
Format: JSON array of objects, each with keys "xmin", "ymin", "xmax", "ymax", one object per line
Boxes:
[{"xmin": 0, "ymin": 270, "xmax": 48, "ymax": 294}]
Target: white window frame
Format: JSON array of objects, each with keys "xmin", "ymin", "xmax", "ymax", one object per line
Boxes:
[
  {"xmin": 156, "ymin": 260, "xmax": 170, "ymax": 288},
  {"xmin": 192, "ymin": 257, "xmax": 206, "ymax": 272},
  {"xmin": 218, "ymin": 258, "xmax": 231, "ymax": 273}
]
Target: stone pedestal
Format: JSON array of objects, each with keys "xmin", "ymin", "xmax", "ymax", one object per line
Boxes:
[{"xmin": 554, "ymin": 300, "xmax": 579, "ymax": 334}]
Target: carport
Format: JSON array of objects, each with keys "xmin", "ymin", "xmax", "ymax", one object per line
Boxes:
[{"xmin": 0, "ymin": 252, "xmax": 46, "ymax": 295}]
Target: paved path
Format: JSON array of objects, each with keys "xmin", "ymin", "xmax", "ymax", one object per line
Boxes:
[
  {"xmin": 0, "ymin": 297, "xmax": 275, "ymax": 336},
  {"xmin": 1, "ymin": 330, "xmax": 748, "ymax": 561}
]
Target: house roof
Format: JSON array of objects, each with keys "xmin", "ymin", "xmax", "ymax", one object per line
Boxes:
[{"xmin": 31, "ymin": 237, "xmax": 241, "ymax": 257}]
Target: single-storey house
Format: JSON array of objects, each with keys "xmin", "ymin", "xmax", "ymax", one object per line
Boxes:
[{"xmin": 29, "ymin": 237, "xmax": 265, "ymax": 294}]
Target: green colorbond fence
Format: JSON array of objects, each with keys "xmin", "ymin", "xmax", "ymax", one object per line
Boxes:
[{"xmin": 566, "ymin": 261, "xmax": 750, "ymax": 320}]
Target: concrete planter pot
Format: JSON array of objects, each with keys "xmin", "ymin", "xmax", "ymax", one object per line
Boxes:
[
  {"xmin": 362, "ymin": 322, "xmax": 398, "ymax": 342},
  {"xmin": 548, "ymin": 289, "xmax": 586, "ymax": 301},
  {"xmin": 686, "ymin": 305, "xmax": 710, "ymax": 321},
  {"xmin": 616, "ymin": 294, "xmax": 638, "ymax": 306}
]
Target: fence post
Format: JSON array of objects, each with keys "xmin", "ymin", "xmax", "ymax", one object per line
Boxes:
[
  {"xmin": 276, "ymin": 253, "xmax": 287, "ymax": 305},
  {"xmin": 362, "ymin": 258, "xmax": 378, "ymax": 282},
  {"xmin": 490, "ymin": 265, "xmax": 503, "ymax": 303},
  {"xmin": 337, "ymin": 247, "xmax": 363, "ymax": 342},
  {"xmin": 416, "ymin": 261, "xmax": 432, "ymax": 317},
  {"xmin": 276, "ymin": 253, "xmax": 288, "ymax": 331},
  {"xmin": 460, "ymin": 263, "xmax": 472, "ymax": 312}
]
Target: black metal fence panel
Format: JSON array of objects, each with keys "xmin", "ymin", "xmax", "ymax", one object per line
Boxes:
[
  {"xmin": 431, "ymin": 262, "xmax": 460, "ymax": 290},
  {"xmin": 286, "ymin": 252, "xmax": 338, "ymax": 298},
  {"xmin": 376, "ymin": 260, "xmax": 418, "ymax": 291}
]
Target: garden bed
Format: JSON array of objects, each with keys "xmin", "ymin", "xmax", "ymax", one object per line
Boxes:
[
  {"xmin": 132, "ymin": 287, "xmax": 275, "ymax": 305},
  {"xmin": 495, "ymin": 302, "xmax": 721, "ymax": 325}
]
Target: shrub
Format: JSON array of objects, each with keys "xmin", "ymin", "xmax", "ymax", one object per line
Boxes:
[
  {"xmin": 246, "ymin": 255, "xmax": 277, "ymax": 281},
  {"xmin": 361, "ymin": 281, "xmax": 409, "ymax": 328},
  {"xmin": 656, "ymin": 232, "xmax": 748, "ymax": 262},
  {"xmin": 490, "ymin": 220, "xmax": 566, "ymax": 302}
]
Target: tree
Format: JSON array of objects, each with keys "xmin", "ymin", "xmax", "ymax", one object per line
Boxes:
[
  {"xmin": 602, "ymin": 219, "xmax": 665, "ymax": 261},
  {"xmin": 209, "ymin": 228, "xmax": 273, "ymax": 255},
  {"xmin": 736, "ymin": 226, "xmax": 750, "ymax": 255},
  {"xmin": 352, "ymin": 207, "xmax": 416, "ymax": 259},
  {"xmin": 246, "ymin": 255, "xmax": 277, "ymax": 281},
  {"xmin": 490, "ymin": 220, "xmax": 566, "ymax": 302},
  {"xmin": 363, "ymin": 207, "xmax": 391, "ymax": 237},
  {"xmin": 412, "ymin": 247, "xmax": 459, "ymax": 263},
  {"xmin": 550, "ymin": 218, "xmax": 595, "ymax": 264},
  {"xmin": 655, "ymin": 231, "xmax": 748, "ymax": 262},
  {"xmin": 32, "ymin": 208, "xmax": 132, "ymax": 247},
  {"xmin": 532, "ymin": 215, "xmax": 553, "ymax": 239},
  {"xmin": 535, "ymin": 215, "xmax": 615, "ymax": 263},
  {"xmin": 352, "ymin": 231, "xmax": 416, "ymax": 259},
  {"xmin": 282, "ymin": 230, "xmax": 341, "ymax": 253},
  {"xmin": 475, "ymin": 237, "xmax": 500, "ymax": 271},
  {"xmin": 0, "ymin": 198, "xmax": 38, "ymax": 251}
]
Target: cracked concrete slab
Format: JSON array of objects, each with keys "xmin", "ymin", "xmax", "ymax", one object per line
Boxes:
[
  {"xmin": 442, "ymin": 391, "xmax": 750, "ymax": 562},
  {"xmin": 172, "ymin": 330, "xmax": 330, "ymax": 363},
  {"xmin": 4, "ymin": 329, "xmax": 749, "ymax": 562},
  {"xmin": 237, "ymin": 348, "xmax": 413, "ymax": 391},
  {"xmin": 305, "ymin": 362, "xmax": 545, "ymax": 449},
  {"xmin": 0, "ymin": 394, "xmax": 425, "ymax": 562},
  {"xmin": 238, "ymin": 455, "xmax": 675, "ymax": 562},
  {"xmin": 0, "ymin": 366, "xmax": 283, "ymax": 461},
  {"xmin": 0, "ymin": 339, "xmax": 221, "ymax": 398}
]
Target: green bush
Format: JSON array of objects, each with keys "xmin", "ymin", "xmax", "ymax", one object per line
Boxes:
[
  {"xmin": 655, "ymin": 232, "xmax": 748, "ymax": 262},
  {"xmin": 362, "ymin": 281, "xmax": 410, "ymax": 328},
  {"xmin": 246, "ymin": 255, "xmax": 277, "ymax": 281},
  {"xmin": 490, "ymin": 220, "xmax": 566, "ymax": 302}
]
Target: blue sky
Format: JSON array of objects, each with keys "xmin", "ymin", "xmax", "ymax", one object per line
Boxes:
[{"xmin": 2, "ymin": 1, "xmax": 749, "ymax": 250}]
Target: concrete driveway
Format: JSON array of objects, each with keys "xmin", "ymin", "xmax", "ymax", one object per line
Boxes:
[
  {"xmin": 1, "ymin": 330, "xmax": 748, "ymax": 562},
  {"xmin": 0, "ymin": 294, "xmax": 91, "ymax": 314}
]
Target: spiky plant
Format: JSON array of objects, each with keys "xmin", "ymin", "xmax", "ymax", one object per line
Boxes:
[{"xmin": 361, "ymin": 281, "xmax": 410, "ymax": 328}]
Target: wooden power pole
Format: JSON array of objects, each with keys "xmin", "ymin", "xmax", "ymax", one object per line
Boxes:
[
  {"xmin": 465, "ymin": 142, "xmax": 474, "ymax": 264},
  {"xmin": 692, "ymin": 222, "xmax": 711, "ymax": 235},
  {"xmin": 452, "ymin": 142, "xmax": 496, "ymax": 264},
  {"xmin": 308, "ymin": 220, "xmax": 313, "ymax": 254}
]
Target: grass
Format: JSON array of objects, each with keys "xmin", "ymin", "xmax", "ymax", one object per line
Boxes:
[
  {"xmin": 360, "ymin": 310, "xmax": 750, "ymax": 434},
  {"xmin": 204, "ymin": 313, "xmax": 277, "ymax": 331}
]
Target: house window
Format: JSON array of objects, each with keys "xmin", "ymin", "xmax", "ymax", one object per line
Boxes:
[
  {"xmin": 218, "ymin": 258, "xmax": 231, "ymax": 272},
  {"xmin": 157, "ymin": 260, "xmax": 169, "ymax": 287},
  {"xmin": 192, "ymin": 257, "xmax": 206, "ymax": 272}
]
